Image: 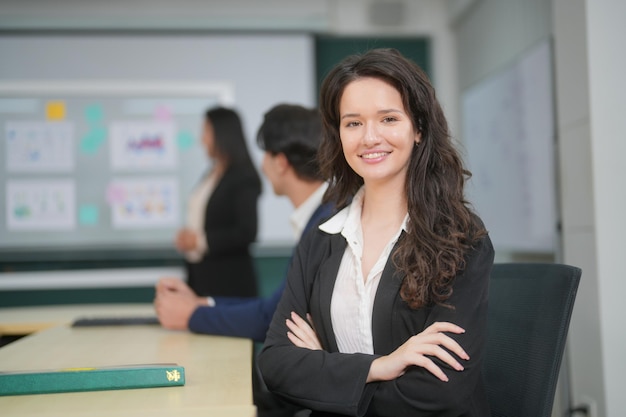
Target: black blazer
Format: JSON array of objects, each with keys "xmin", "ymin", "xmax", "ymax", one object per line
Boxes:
[
  {"xmin": 186, "ymin": 163, "xmax": 261, "ymax": 297},
  {"xmin": 259, "ymin": 225, "xmax": 494, "ymax": 417}
]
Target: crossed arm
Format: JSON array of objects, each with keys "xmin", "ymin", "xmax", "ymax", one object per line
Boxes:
[{"xmin": 285, "ymin": 311, "xmax": 469, "ymax": 383}]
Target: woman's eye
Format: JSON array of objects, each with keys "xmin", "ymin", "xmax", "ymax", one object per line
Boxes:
[
  {"xmin": 345, "ymin": 121, "xmax": 361, "ymax": 127},
  {"xmin": 382, "ymin": 116, "xmax": 397, "ymax": 123}
]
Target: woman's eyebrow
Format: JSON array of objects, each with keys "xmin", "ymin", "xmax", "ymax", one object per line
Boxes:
[{"xmin": 340, "ymin": 108, "xmax": 404, "ymax": 121}]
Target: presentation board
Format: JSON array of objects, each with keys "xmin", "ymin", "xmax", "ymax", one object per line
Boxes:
[
  {"xmin": 0, "ymin": 81, "xmax": 231, "ymax": 251},
  {"xmin": 462, "ymin": 40, "xmax": 557, "ymax": 253},
  {"xmin": 0, "ymin": 33, "xmax": 315, "ymax": 253}
]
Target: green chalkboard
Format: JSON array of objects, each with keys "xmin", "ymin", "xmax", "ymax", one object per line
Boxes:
[{"xmin": 315, "ymin": 36, "xmax": 431, "ymax": 99}]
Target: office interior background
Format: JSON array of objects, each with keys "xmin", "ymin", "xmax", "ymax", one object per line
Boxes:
[{"xmin": 0, "ymin": 0, "xmax": 624, "ymax": 416}]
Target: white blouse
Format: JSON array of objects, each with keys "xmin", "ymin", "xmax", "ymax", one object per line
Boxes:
[
  {"xmin": 319, "ymin": 187, "xmax": 407, "ymax": 354},
  {"xmin": 184, "ymin": 170, "xmax": 218, "ymax": 262}
]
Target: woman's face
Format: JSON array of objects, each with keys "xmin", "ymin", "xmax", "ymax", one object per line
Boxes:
[
  {"xmin": 338, "ymin": 77, "xmax": 420, "ymax": 188},
  {"xmin": 202, "ymin": 119, "xmax": 217, "ymax": 159}
]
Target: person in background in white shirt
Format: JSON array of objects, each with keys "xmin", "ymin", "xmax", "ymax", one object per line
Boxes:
[{"xmin": 258, "ymin": 48, "xmax": 494, "ymax": 417}]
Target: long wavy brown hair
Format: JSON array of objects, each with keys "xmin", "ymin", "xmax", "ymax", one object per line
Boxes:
[{"xmin": 318, "ymin": 48, "xmax": 486, "ymax": 309}]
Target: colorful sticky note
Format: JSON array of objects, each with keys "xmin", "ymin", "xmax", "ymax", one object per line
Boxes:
[
  {"xmin": 177, "ymin": 131, "xmax": 194, "ymax": 150},
  {"xmin": 80, "ymin": 127, "xmax": 107, "ymax": 154},
  {"xmin": 85, "ymin": 104, "xmax": 104, "ymax": 124},
  {"xmin": 46, "ymin": 101, "xmax": 66, "ymax": 120},
  {"xmin": 78, "ymin": 205, "xmax": 99, "ymax": 225}
]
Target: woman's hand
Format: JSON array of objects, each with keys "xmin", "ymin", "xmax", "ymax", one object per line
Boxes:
[
  {"xmin": 286, "ymin": 311, "xmax": 323, "ymax": 350},
  {"xmin": 175, "ymin": 228, "xmax": 198, "ymax": 252},
  {"xmin": 367, "ymin": 321, "xmax": 469, "ymax": 383}
]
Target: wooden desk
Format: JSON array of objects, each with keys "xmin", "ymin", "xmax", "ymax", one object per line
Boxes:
[
  {"xmin": 0, "ymin": 307, "xmax": 256, "ymax": 416},
  {"xmin": 0, "ymin": 304, "xmax": 156, "ymax": 336}
]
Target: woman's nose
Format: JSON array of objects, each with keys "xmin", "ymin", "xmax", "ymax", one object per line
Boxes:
[{"xmin": 362, "ymin": 123, "xmax": 380, "ymax": 146}]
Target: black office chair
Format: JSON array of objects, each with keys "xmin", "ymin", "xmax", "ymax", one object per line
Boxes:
[{"xmin": 483, "ymin": 263, "xmax": 581, "ymax": 417}]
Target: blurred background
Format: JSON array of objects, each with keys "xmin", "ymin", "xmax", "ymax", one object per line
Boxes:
[{"xmin": 0, "ymin": 1, "xmax": 624, "ymax": 416}]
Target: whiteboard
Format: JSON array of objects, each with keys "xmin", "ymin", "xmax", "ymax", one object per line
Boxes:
[
  {"xmin": 462, "ymin": 40, "xmax": 557, "ymax": 253},
  {"xmin": 0, "ymin": 82, "xmax": 231, "ymax": 250},
  {"xmin": 0, "ymin": 33, "xmax": 315, "ymax": 251}
]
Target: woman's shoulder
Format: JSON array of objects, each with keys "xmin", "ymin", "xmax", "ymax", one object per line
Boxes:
[
  {"xmin": 295, "ymin": 222, "xmax": 344, "ymax": 264},
  {"xmin": 463, "ymin": 224, "xmax": 495, "ymax": 278},
  {"xmin": 470, "ymin": 213, "xmax": 493, "ymax": 250}
]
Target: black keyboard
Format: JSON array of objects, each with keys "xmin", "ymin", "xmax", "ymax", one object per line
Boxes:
[{"xmin": 71, "ymin": 316, "xmax": 160, "ymax": 327}]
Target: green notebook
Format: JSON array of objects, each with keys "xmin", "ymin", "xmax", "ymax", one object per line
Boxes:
[{"xmin": 0, "ymin": 363, "xmax": 185, "ymax": 396}]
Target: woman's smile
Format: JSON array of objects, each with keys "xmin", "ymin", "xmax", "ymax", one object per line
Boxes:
[{"xmin": 360, "ymin": 150, "xmax": 391, "ymax": 161}]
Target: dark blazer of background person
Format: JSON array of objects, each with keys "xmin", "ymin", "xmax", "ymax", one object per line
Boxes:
[
  {"xmin": 188, "ymin": 201, "xmax": 334, "ymax": 341},
  {"xmin": 187, "ymin": 164, "xmax": 261, "ymax": 297},
  {"xmin": 183, "ymin": 107, "xmax": 261, "ymax": 297}
]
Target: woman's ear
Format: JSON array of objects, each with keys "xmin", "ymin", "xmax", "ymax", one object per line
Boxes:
[{"xmin": 414, "ymin": 131, "xmax": 422, "ymax": 145}]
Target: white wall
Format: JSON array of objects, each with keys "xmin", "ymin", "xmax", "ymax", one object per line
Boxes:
[
  {"xmin": 553, "ymin": 0, "xmax": 626, "ymax": 416},
  {"xmin": 585, "ymin": 1, "xmax": 626, "ymax": 416},
  {"xmin": 451, "ymin": 0, "xmax": 553, "ymax": 91},
  {"xmin": 552, "ymin": 1, "xmax": 605, "ymax": 415},
  {"xmin": 0, "ymin": 0, "xmax": 330, "ymax": 31}
]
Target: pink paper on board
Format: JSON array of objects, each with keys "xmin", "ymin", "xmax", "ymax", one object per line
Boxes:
[
  {"xmin": 154, "ymin": 105, "xmax": 173, "ymax": 122},
  {"xmin": 106, "ymin": 183, "xmax": 126, "ymax": 205}
]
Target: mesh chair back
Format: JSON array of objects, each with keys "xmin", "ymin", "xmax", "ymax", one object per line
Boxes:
[{"xmin": 483, "ymin": 263, "xmax": 581, "ymax": 417}]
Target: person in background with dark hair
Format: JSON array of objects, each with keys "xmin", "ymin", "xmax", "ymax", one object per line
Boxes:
[
  {"xmin": 174, "ymin": 107, "xmax": 261, "ymax": 297},
  {"xmin": 258, "ymin": 49, "xmax": 494, "ymax": 416}
]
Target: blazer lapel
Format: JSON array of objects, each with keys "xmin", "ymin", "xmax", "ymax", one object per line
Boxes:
[
  {"xmin": 371, "ymin": 238, "xmax": 405, "ymax": 355},
  {"xmin": 316, "ymin": 233, "xmax": 346, "ymax": 353}
]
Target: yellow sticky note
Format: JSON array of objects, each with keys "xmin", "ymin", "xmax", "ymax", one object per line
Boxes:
[{"xmin": 46, "ymin": 101, "xmax": 66, "ymax": 120}]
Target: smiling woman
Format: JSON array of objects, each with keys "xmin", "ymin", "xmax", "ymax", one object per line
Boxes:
[{"xmin": 259, "ymin": 48, "xmax": 495, "ymax": 417}]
